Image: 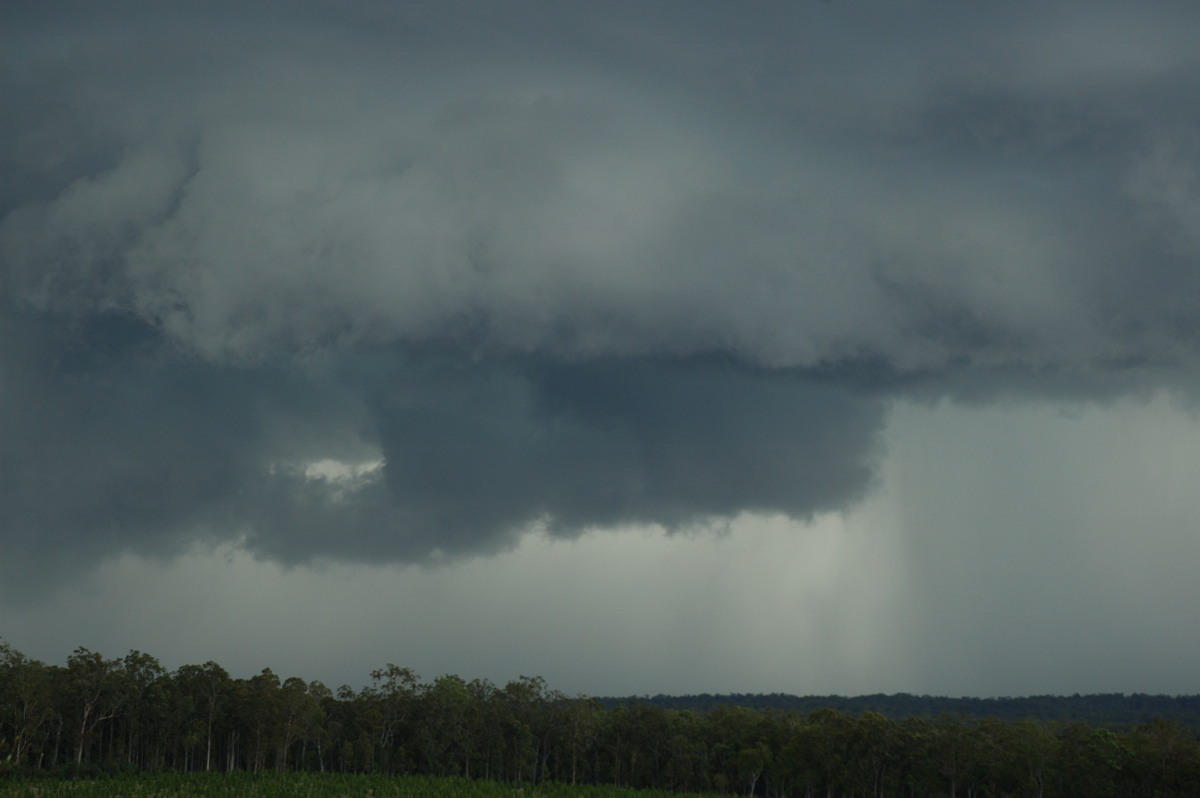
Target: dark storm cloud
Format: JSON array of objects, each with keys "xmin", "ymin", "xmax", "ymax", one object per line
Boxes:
[
  {"xmin": 0, "ymin": 300, "xmax": 884, "ymax": 588},
  {"xmin": 240, "ymin": 354, "xmax": 883, "ymax": 564},
  {"xmin": 0, "ymin": 301, "xmax": 374, "ymax": 587},
  {"xmin": 5, "ymin": 0, "xmax": 1200, "ymax": 586}
]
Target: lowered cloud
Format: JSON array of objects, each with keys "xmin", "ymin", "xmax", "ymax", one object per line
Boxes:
[{"xmin": 4, "ymin": 0, "xmax": 1200, "ymax": 599}]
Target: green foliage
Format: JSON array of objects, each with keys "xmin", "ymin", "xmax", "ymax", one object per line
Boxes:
[
  {"xmin": 3, "ymin": 638, "xmax": 1200, "ymax": 797},
  {"xmin": 614, "ymin": 691, "xmax": 1200, "ymax": 730}
]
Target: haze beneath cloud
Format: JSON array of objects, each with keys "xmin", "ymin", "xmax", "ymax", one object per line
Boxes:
[{"xmin": 3, "ymin": 0, "xmax": 1200, "ymax": 697}]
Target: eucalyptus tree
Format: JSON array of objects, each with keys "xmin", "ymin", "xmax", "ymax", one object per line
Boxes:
[
  {"xmin": 61, "ymin": 647, "xmax": 125, "ymax": 765},
  {"xmin": 416, "ymin": 674, "xmax": 475, "ymax": 776},
  {"xmin": 114, "ymin": 650, "xmax": 167, "ymax": 769},
  {"xmin": 235, "ymin": 668, "xmax": 283, "ymax": 773},
  {"xmin": 0, "ymin": 640, "xmax": 53, "ymax": 768},
  {"xmin": 556, "ymin": 694, "xmax": 604, "ymax": 786},
  {"xmin": 367, "ymin": 664, "xmax": 421, "ymax": 772},
  {"xmin": 496, "ymin": 675, "xmax": 549, "ymax": 783},
  {"xmin": 276, "ymin": 676, "xmax": 322, "ymax": 772},
  {"xmin": 171, "ymin": 661, "xmax": 232, "ymax": 772}
]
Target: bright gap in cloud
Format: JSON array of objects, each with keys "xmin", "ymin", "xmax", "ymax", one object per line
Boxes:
[
  {"xmin": 301, "ymin": 458, "xmax": 386, "ymax": 482},
  {"xmin": 266, "ymin": 456, "xmax": 386, "ymax": 502}
]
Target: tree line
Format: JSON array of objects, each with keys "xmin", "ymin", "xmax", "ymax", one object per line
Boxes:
[
  {"xmin": 3, "ymin": 641, "xmax": 1199, "ymax": 797},
  {"xmin": 612, "ymin": 692, "xmax": 1200, "ymax": 732}
]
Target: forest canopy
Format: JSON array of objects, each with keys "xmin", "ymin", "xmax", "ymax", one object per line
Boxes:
[{"xmin": 2, "ymin": 641, "xmax": 1199, "ymax": 797}]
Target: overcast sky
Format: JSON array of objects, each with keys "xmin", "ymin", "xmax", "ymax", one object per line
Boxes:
[{"xmin": 4, "ymin": 0, "xmax": 1200, "ymax": 699}]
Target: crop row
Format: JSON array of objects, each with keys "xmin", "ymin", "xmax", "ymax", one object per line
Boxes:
[{"xmin": 0, "ymin": 773, "xmax": 722, "ymax": 798}]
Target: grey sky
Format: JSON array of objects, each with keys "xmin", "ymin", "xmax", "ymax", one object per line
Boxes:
[{"xmin": 3, "ymin": 1, "xmax": 1200, "ymax": 697}]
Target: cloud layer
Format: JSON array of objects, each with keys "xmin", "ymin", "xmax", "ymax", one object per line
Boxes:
[{"xmin": 4, "ymin": 1, "xmax": 1200, "ymax": 591}]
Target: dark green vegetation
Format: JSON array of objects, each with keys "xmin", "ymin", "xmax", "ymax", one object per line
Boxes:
[
  {"xmin": 3, "ymin": 641, "xmax": 1199, "ymax": 797},
  {"xmin": 0, "ymin": 772, "xmax": 724, "ymax": 798},
  {"xmin": 612, "ymin": 693, "xmax": 1200, "ymax": 731}
]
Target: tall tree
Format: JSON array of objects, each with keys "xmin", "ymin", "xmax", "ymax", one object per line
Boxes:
[
  {"xmin": 237, "ymin": 668, "xmax": 282, "ymax": 773},
  {"xmin": 275, "ymin": 676, "xmax": 321, "ymax": 772},
  {"xmin": 62, "ymin": 648, "xmax": 124, "ymax": 765},
  {"xmin": 172, "ymin": 661, "xmax": 231, "ymax": 772},
  {"xmin": 0, "ymin": 641, "xmax": 53, "ymax": 768},
  {"xmin": 368, "ymin": 664, "xmax": 420, "ymax": 771},
  {"xmin": 115, "ymin": 650, "xmax": 167, "ymax": 769}
]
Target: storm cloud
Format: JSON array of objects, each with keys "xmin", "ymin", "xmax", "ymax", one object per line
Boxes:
[{"xmin": 4, "ymin": 0, "xmax": 1200, "ymax": 595}]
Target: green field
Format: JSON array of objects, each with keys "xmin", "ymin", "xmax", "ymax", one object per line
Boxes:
[{"xmin": 0, "ymin": 773, "xmax": 724, "ymax": 798}]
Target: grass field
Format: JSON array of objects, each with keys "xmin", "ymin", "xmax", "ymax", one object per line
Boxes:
[{"xmin": 0, "ymin": 773, "xmax": 725, "ymax": 798}]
